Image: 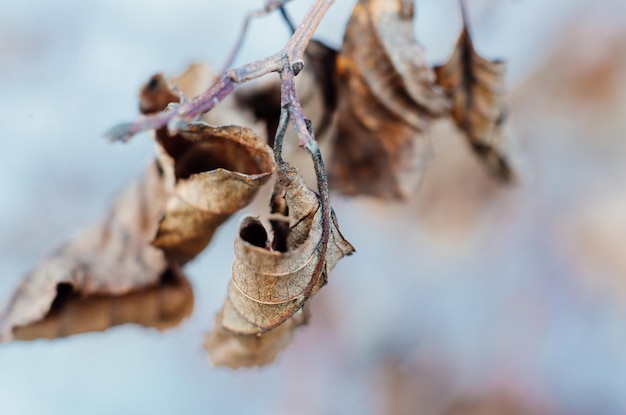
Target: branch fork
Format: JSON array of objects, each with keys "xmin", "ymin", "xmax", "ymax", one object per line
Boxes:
[{"xmin": 106, "ymin": 0, "xmax": 334, "ymax": 148}]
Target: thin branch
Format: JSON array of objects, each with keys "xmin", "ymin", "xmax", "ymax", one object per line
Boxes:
[
  {"xmin": 279, "ymin": 63, "xmax": 330, "ymax": 299},
  {"xmin": 220, "ymin": 0, "xmax": 295, "ymax": 73},
  {"xmin": 106, "ymin": 0, "xmax": 334, "ymax": 143},
  {"xmin": 273, "ymin": 107, "xmax": 290, "ymax": 165},
  {"xmin": 279, "ymin": 63, "xmax": 313, "ymax": 149},
  {"xmin": 220, "ymin": 12, "xmax": 257, "ymax": 73},
  {"xmin": 285, "ymin": 0, "xmax": 332, "ymax": 74}
]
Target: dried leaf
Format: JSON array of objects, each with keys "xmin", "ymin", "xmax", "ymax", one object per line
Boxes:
[
  {"xmin": 434, "ymin": 9, "xmax": 516, "ymax": 183},
  {"xmin": 12, "ymin": 264, "xmax": 193, "ymax": 341},
  {"xmin": 204, "ymin": 305, "xmax": 309, "ymax": 369},
  {"xmin": 330, "ymin": 0, "xmax": 448, "ymax": 199},
  {"xmin": 151, "ymin": 122, "xmax": 276, "ymax": 263},
  {"xmin": 0, "ymin": 163, "xmax": 170, "ymax": 342},
  {"xmin": 228, "ymin": 164, "xmax": 353, "ymax": 332},
  {"xmin": 139, "ymin": 73, "xmax": 277, "ymax": 264},
  {"xmin": 0, "ymin": 65, "xmax": 274, "ymax": 342},
  {"xmin": 410, "ymin": 119, "xmax": 506, "ymax": 237},
  {"xmin": 205, "ymin": 163, "xmax": 354, "ymax": 367}
]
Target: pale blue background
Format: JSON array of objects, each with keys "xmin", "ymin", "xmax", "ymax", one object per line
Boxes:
[{"xmin": 1, "ymin": 1, "xmax": 625, "ymax": 414}]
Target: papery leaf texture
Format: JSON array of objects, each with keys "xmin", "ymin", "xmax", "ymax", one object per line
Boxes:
[
  {"xmin": 139, "ymin": 71, "xmax": 277, "ymax": 264},
  {"xmin": 205, "ymin": 163, "xmax": 354, "ymax": 367},
  {"xmin": 0, "ymin": 164, "xmax": 171, "ymax": 342},
  {"xmin": 11, "ymin": 265, "xmax": 192, "ymax": 341},
  {"xmin": 434, "ymin": 9, "xmax": 517, "ymax": 182},
  {"xmin": 329, "ymin": 0, "xmax": 448, "ymax": 199},
  {"xmin": 150, "ymin": 122, "xmax": 276, "ymax": 264}
]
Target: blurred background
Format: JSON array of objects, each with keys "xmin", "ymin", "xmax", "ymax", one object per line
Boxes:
[{"xmin": 1, "ymin": 0, "xmax": 626, "ymax": 414}]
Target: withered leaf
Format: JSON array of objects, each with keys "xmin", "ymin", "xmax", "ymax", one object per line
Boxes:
[
  {"xmin": 228, "ymin": 164, "xmax": 353, "ymax": 332},
  {"xmin": 205, "ymin": 163, "xmax": 354, "ymax": 367},
  {"xmin": 0, "ymin": 65, "xmax": 275, "ymax": 342},
  {"xmin": 0, "ymin": 163, "xmax": 171, "ymax": 342},
  {"xmin": 330, "ymin": 0, "xmax": 449, "ymax": 200},
  {"xmin": 205, "ymin": 304, "xmax": 309, "ymax": 369},
  {"xmin": 434, "ymin": 9, "xmax": 516, "ymax": 183},
  {"xmin": 151, "ymin": 122, "xmax": 277, "ymax": 264},
  {"xmin": 12, "ymin": 264, "xmax": 193, "ymax": 341},
  {"xmin": 139, "ymin": 71, "xmax": 277, "ymax": 264}
]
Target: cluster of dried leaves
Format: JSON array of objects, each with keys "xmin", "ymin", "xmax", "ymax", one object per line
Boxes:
[{"xmin": 0, "ymin": 0, "xmax": 516, "ymax": 368}]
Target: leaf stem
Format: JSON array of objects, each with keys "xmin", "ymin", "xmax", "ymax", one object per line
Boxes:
[
  {"xmin": 278, "ymin": 62, "xmax": 331, "ymax": 298},
  {"xmin": 303, "ymin": 125, "xmax": 331, "ymax": 298},
  {"xmin": 273, "ymin": 107, "xmax": 289, "ymax": 165},
  {"xmin": 220, "ymin": 0, "xmax": 295, "ymax": 73}
]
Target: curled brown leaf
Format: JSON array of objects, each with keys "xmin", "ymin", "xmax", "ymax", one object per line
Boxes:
[
  {"xmin": 228, "ymin": 164, "xmax": 353, "ymax": 332},
  {"xmin": 205, "ymin": 163, "xmax": 354, "ymax": 367},
  {"xmin": 12, "ymin": 264, "xmax": 193, "ymax": 341},
  {"xmin": 434, "ymin": 8, "xmax": 517, "ymax": 183},
  {"xmin": 139, "ymin": 70, "xmax": 277, "ymax": 264},
  {"xmin": 151, "ymin": 122, "xmax": 277, "ymax": 264},
  {"xmin": 0, "ymin": 163, "xmax": 170, "ymax": 342},
  {"xmin": 329, "ymin": 0, "xmax": 448, "ymax": 200},
  {"xmin": 204, "ymin": 304, "xmax": 309, "ymax": 369},
  {"xmin": 0, "ymin": 65, "xmax": 275, "ymax": 343}
]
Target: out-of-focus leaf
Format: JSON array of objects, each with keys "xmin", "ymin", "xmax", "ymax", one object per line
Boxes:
[
  {"xmin": 0, "ymin": 164, "xmax": 170, "ymax": 342},
  {"xmin": 205, "ymin": 163, "xmax": 354, "ymax": 367},
  {"xmin": 434, "ymin": 9, "xmax": 516, "ymax": 183},
  {"xmin": 442, "ymin": 393, "xmax": 540, "ymax": 415},
  {"xmin": 0, "ymin": 64, "xmax": 275, "ymax": 342},
  {"xmin": 329, "ymin": 0, "xmax": 448, "ymax": 200},
  {"xmin": 410, "ymin": 119, "xmax": 507, "ymax": 238},
  {"xmin": 375, "ymin": 354, "xmax": 556, "ymax": 415},
  {"xmin": 12, "ymin": 264, "xmax": 193, "ymax": 341}
]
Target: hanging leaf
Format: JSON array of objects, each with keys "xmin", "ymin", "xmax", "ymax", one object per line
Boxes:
[
  {"xmin": 138, "ymin": 71, "xmax": 277, "ymax": 264},
  {"xmin": 434, "ymin": 6, "xmax": 517, "ymax": 183},
  {"xmin": 0, "ymin": 65, "xmax": 276, "ymax": 342},
  {"xmin": 204, "ymin": 304, "xmax": 309, "ymax": 369},
  {"xmin": 329, "ymin": 0, "xmax": 449, "ymax": 200},
  {"xmin": 0, "ymin": 163, "xmax": 170, "ymax": 342},
  {"xmin": 228, "ymin": 164, "xmax": 353, "ymax": 332},
  {"xmin": 205, "ymin": 163, "xmax": 354, "ymax": 367},
  {"xmin": 151, "ymin": 122, "xmax": 276, "ymax": 264},
  {"xmin": 12, "ymin": 264, "xmax": 193, "ymax": 341}
]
